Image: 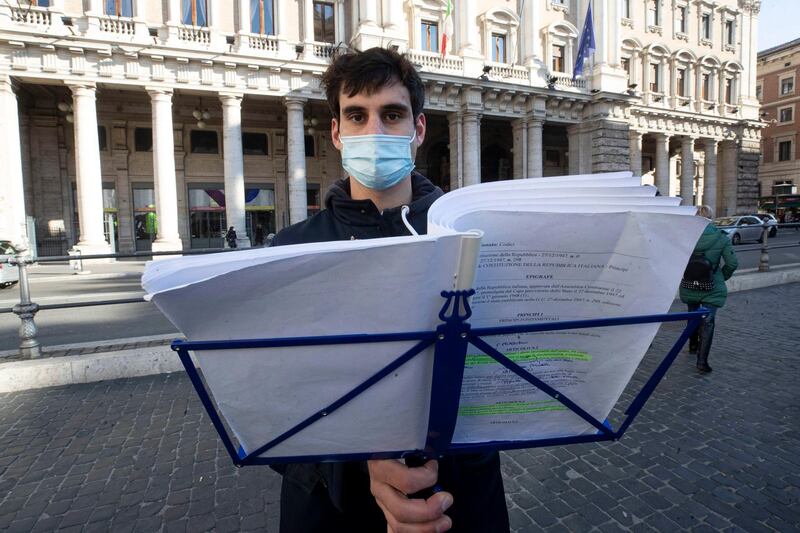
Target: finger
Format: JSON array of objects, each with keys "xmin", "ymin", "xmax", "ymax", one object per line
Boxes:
[
  {"xmin": 369, "ymin": 459, "xmax": 439, "ymax": 495},
  {"xmin": 392, "ymin": 516, "xmax": 453, "ymax": 533},
  {"xmin": 372, "ymin": 481, "xmax": 453, "ymax": 524}
]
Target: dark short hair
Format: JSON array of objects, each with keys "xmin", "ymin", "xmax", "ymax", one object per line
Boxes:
[{"xmin": 321, "ymin": 47, "xmax": 425, "ymax": 120}]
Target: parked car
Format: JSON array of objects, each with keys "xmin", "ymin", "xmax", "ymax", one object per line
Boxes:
[
  {"xmin": 754, "ymin": 213, "xmax": 778, "ymax": 237},
  {"xmin": 0, "ymin": 240, "xmax": 20, "ymax": 289},
  {"xmin": 713, "ymin": 216, "xmax": 766, "ymax": 245}
]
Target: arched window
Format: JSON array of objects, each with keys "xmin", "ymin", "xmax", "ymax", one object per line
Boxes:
[
  {"xmin": 480, "ymin": 8, "xmax": 520, "ymax": 64},
  {"xmin": 671, "ymin": 49, "xmax": 697, "ymax": 105},
  {"xmin": 643, "ymin": 44, "xmax": 670, "ymax": 100},
  {"xmin": 696, "ymin": 55, "xmax": 721, "ymax": 112},
  {"xmin": 408, "ymin": 0, "xmax": 447, "ymax": 54},
  {"xmin": 542, "ymin": 21, "xmax": 578, "ymax": 74},
  {"xmin": 621, "ymin": 38, "xmax": 643, "ymax": 87}
]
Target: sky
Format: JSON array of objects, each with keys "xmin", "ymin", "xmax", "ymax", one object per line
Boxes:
[{"xmin": 757, "ymin": 0, "xmax": 800, "ymax": 52}]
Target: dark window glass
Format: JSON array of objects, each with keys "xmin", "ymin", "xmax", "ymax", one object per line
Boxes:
[
  {"xmin": 778, "ymin": 141, "xmax": 792, "ymax": 162},
  {"xmin": 242, "ymin": 132, "xmax": 268, "ymax": 155},
  {"xmin": 97, "ymin": 126, "xmax": 108, "ymax": 151},
  {"xmin": 251, "ymin": 0, "xmax": 274, "ymax": 34},
  {"xmin": 313, "ymin": 1, "xmax": 335, "ymax": 43},
  {"xmin": 191, "ymin": 130, "xmax": 219, "ymax": 154},
  {"xmin": 780, "ymin": 108, "xmax": 793, "ymax": 122},
  {"xmin": 307, "ymin": 184, "xmax": 321, "ymax": 217},
  {"xmin": 677, "ymin": 69, "xmax": 686, "ymax": 97},
  {"xmin": 134, "ymin": 127, "xmax": 152, "ymax": 152},
  {"xmin": 725, "ymin": 21, "xmax": 734, "ymax": 45},
  {"xmin": 304, "ymin": 135, "xmax": 315, "ymax": 157},
  {"xmin": 701, "ymin": 14, "xmax": 710, "ymax": 39},
  {"xmin": 182, "ymin": 0, "xmax": 208, "ymax": 26},
  {"xmin": 105, "ymin": 0, "xmax": 133, "ymax": 16},
  {"xmin": 421, "ymin": 21, "xmax": 438, "ymax": 52}
]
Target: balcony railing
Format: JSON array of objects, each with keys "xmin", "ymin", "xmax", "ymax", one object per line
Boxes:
[
  {"xmin": 491, "ymin": 63, "xmax": 529, "ymax": 82},
  {"xmin": 311, "ymin": 42, "xmax": 335, "ymax": 59},
  {"xmin": 406, "ymin": 50, "xmax": 464, "ymax": 73},
  {"xmin": 10, "ymin": 5, "xmax": 52, "ymax": 26},
  {"xmin": 178, "ymin": 25, "xmax": 211, "ymax": 45},
  {"xmin": 550, "ymin": 73, "xmax": 586, "ymax": 89},
  {"xmin": 248, "ymin": 33, "xmax": 279, "ymax": 52},
  {"xmin": 99, "ymin": 16, "xmax": 135, "ymax": 36}
]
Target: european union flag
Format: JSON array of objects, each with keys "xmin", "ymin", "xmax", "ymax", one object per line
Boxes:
[{"xmin": 573, "ymin": 2, "xmax": 596, "ymax": 80}]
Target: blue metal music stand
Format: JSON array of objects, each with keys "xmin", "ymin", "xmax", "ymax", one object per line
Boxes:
[{"xmin": 171, "ymin": 290, "xmax": 707, "ymax": 467}]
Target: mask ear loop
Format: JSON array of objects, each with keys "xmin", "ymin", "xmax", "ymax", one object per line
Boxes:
[{"xmin": 401, "ymin": 206, "xmax": 418, "ymax": 236}]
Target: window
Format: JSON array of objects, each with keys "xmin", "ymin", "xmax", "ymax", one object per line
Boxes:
[
  {"xmin": 421, "ymin": 21, "xmax": 438, "ymax": 52},
  {"xmin": 23, "ymin": 0, "xmax": 50, "ymax": 6},
  {"xmin": 725, "ymin": 20, "xmax": 734, "ymax": 45},
  {"xmin": 621, "ymin": 57, "xmax": 631, "ymax": 80},
  {"xmin": 677, "ymin": 68, "xmax": 686, "ymax": 97},
  {"xmin": 647, "ymin": 0, "xmax": 659, "ymax": 26},
  {"xmin": 313, "ymin": 1, "xmax": 335, "ymax": 43},
  {"xmin": 181, "ymin": 0, "xmax": 208, "ymax": 26},
  {"xmin": 105, "ymin": 0, "xmax": 133, "ymax": 16},
  {"xmin": 492, "ymin": 33, "xmax": 506, "ymax": 63},
  {"xmin": 701, "ymin": 14, "xmax": 711, "ymax": 39},
  {"xmin": 650, "ymin": 63, "xmax": 660, "ymax": 93},
  {"xmin": 773, "ymin": 181, "xmax": 795, "ymax": 195},
  {"xmin": 622, "ymin": 0, "xmax": 631, "ymax": 18},
  {"xmin": 304, "ymin": 135, "xmax": 315, "ymax": 157},
  {"xmin": 250, "ymin": 0, "xmax": 274, "ymax": 34},
  {"xmin": 778, "ymin": 141, "xmax": 792, "ymax": 162},
  {"xmin": 134, "ymin": 127, "xmax": 152, "ymax": 152},
  {"xmin": 781, "ymin": 77, "xmax": 794, "ymax": 95},
  {"xmin": 701, "ymin": 73, "xmax": 710, "ymax": 100},
  {"xmin": 97, "ymin": 126, "xmax": 108, "ymax": 151},
  {"xmin": 724, "ymin": 79, "xmax": 734, "ymax": 104},
  {"xmin": 677, "ymin": 6, "xmax": 687, "ymax": 33},
  {"xmin": 756, "ymin": 84, "xmax": 763, "ymax": 101},
  {"xmin": 552, "ymin": 44, "xmax": 565, "ymax": 72},
  {"xmin": 242, "ymin": 132, "xmax": 268, "ymax": 155},
  {"xmin": 133, "ymin": 186, "xmax": 156, "ymax": 251},
  {"xmin": 307, "ymin": 184, "xmax": 321, "ymax": 217},
  {"xmin": 780, "ymin": 107, "xmax": 793, "ymax": 123},
  {"xmin": 190, "ymin": 130, "xmax": 219, "ymax": 154}
]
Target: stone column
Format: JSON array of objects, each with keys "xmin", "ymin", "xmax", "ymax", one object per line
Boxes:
[
  {"xmin": 703, "ymin": 140, "xmax": 718, "ymax": 213},
  {"xmin": 654, "ymin": 133, "xmax": 671, "ymax": 196},
  {"xmin": 629, "ymin": 130, "xmax": 643, "ymax": 178},
  {"xmin": 511, "ymin": 118, "xmax": 527, "ymax": 179},
  {"xmin": 567, "ymin": 125, "xmax": 580, "ymax": 175},
  {"xmin": 285, "ymin": 97, "xmax": 308, "ymax": 223},
  {"xmin": 521, "ymin": 0, "xmax": 541, "ymax": 66},
  {"xmin": 527, "ymin": 118, "xmax": 543, "ymax": 178},
  {"xmin": 147, "ymin": 88, "xmax": 182, "ymax": 252},
  {"xmin": 384, "ymin": 0, "xmax": 404, "ymax": 34},
  {"xmin": 462, "ymin": 111, "xmax": 481, "ymax": 186},
  {"xmin": 69, "ymin": 83, "xmax": 111, "ymax": 257},
  {"xmin": 448, "ymin": 111, "xmax": 463, "ymax": 190},
  {"xmin": 239, "ymin": 0, "xmax": 251, "ymax": 33},
  {"xmin": 680, "ymin": 136, "xmax": 696, "ymax": 206},
  {"xmin": 220, "ymin": 93, "xmax": 250, "ymax": 248},
  {"xmin": 0, "ymin": 77, "xmax": 26, "ymax": 247}
]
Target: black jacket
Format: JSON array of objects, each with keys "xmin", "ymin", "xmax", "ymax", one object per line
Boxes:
[
  {"xmin": 271, "ymin": 172, "xmax": 440, "ymax": 245},
  {"xmin": 271, "ymin": 173, "xmax": 509, "ymax": 533}
]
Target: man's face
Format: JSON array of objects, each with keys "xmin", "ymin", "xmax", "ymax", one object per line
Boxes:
[{"xmin": 331, "ymin": 80, "xmax": 426, "ymax": 158}]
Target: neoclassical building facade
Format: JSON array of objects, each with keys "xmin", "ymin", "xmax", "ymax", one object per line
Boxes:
[{"xmin": 0, "ymin": 0, "xmax": 762, "ymax": 255}]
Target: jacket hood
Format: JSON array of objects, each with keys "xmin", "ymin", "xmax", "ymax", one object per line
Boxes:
[{"xmin": 694, "ymin": 222, "xmax": 725, "ymax": 252}]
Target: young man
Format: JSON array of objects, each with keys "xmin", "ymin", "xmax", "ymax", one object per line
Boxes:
[{"xmin": 271, "ymin": 47, "xmax": 509, "ymax": 533}]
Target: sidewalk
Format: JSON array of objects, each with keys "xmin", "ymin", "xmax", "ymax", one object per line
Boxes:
[{"xmin": 0, "ymin": 282, "xmax": 797, "ymax": 532}]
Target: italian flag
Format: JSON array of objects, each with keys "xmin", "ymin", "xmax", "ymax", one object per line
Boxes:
[{"xmin": 441, "ymin": 0, "xmax": 453, "ymax": 56}]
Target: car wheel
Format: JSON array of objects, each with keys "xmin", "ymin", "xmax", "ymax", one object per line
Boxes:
[
  {"xmin": 770, "ymin": 227, "xmax": 777, "ymax": 238},
  {"xmin": 732, "ymin": 233, "xmax": 741, "ymax": 245}
]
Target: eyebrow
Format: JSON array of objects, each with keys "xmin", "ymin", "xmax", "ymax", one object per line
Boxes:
[{"xmin": 341, "ymin": 103, "xmax": 411, "ymax": 115}]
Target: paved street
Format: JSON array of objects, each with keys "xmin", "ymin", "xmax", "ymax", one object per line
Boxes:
[
  {"xmin": 1, "ymin": 233, "xmax": 799, "ymax": 352},
  {"xmin": 0, "ymin": 283, "xmax": 799, "ymax": 532}
]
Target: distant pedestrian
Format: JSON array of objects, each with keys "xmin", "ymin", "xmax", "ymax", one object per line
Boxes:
[
  {"xmin": 254, "ymin": 224, "xmax": 265, "ymax": 246},
  {"xmin": 679, "ymin": 205, "xmax": 738, "ymax": 373},
  {"xmin": 225, "ymin": 226, "xmax": 237, "ymax": 249}
]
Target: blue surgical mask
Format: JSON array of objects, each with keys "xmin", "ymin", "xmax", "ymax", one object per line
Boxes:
[{"xmin": 340, "ymin": 133, "xmax": 416, "ymax": 191}]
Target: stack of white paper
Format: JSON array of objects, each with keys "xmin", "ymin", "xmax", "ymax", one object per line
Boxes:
[{"xmin": 143, "ymin": 172, "xmax": 707, "ymax": 459}]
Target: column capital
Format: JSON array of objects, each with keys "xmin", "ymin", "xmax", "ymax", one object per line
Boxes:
[
  {"xmin": 284, "ymin": 96, "xmax": 307, "ymax": 109},
  {"xmin": 526, "ymin": 118, "xmax": 544, "ymax": 128},
  {"xmin": 654, "ymin": 132, "xmax": 671, "ymax": 142},
  {"xmin": 219, "ymin": 91, "xmax": 245, "ymax": 104},
  {"xmin": 629, "ymin": 129, "xmax": 644, "ymax": 140},
  {"xmin": 703, "ymin": 139, "xmax": 719, "ymax": 150},
  {"xmin": 67, "ymin": 83, "xmax": 97, "ymax": 97},
  {"xmin": 145, "ymin": 86, "xmax": 174, "ymax": 100},
  {"xmin": 681, "ymin": 135, "xmax": 698, "ymax": 143}
]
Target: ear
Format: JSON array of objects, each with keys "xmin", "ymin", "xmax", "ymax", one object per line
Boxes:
[
  {"xmin": 414, "ymin": 113, "xmax": 427, "ymax": 146},
  {"xmin": 331, "ymin": 118, "xmax": 343, "ymax": 151}
]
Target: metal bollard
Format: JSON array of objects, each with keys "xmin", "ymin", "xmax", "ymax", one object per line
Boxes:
[
  {"xmin": 10, "ymin": 255, "xmax": 41, "ymax": 359},
  {"xmin": 758, "ymin": 223, "xmax": 770, "ymax": 272}
]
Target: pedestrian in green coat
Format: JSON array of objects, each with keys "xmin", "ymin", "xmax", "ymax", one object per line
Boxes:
[{"xmin": 679, "ymin": 205, "xmax": 738, "ymax": 373}]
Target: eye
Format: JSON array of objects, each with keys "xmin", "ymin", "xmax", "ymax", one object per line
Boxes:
[
  {"xmin": 384, "ymin": 112, "xmax": 402, "ymax": 122},
  {"xmin": 347, "ymin": 113, "xmax": 364, "ymax": 123}
]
